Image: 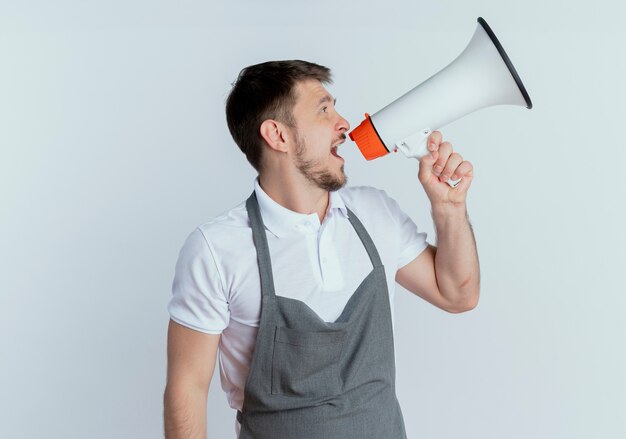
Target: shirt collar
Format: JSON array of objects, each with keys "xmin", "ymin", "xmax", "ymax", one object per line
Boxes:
[{"xmin": 253, "ymin": 178, "xmax": 348, "ymax": 238}]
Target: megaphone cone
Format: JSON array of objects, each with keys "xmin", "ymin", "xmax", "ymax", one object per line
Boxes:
[{"xmin": 349, "ymin": 17, "xmax": 532, "ymax": 161}]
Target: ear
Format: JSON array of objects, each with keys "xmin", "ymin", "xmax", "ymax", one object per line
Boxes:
[{"xmin": 259, "ymin": 119, "xmax": 291, "ymax": 153}]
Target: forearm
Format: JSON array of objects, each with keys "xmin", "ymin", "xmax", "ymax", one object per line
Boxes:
[
  {"xmin": 431, "ymin": 202, "xmax": 480, "ymax": 308},
  {"xmin": 164, "ymin": 385, "xmax": 207, "ymax": 439}
]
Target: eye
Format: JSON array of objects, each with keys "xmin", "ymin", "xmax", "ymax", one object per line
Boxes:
[{"xmin": 321, "ymin": 106, "xmax": 328, "ymax": 113}]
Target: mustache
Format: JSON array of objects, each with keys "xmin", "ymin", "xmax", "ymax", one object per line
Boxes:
[{"xmin": 334, "ymin": 133, "xmax": 346, "ymax": 143}]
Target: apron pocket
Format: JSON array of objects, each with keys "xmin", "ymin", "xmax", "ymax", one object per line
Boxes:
[{"xmin": 271, "ymin": 326, "xmax": 346, "ymax": 398}]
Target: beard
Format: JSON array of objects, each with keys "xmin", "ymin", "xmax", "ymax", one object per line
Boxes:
[{"xmin": 293, "ymin": 132, "xmax": 348, "ymax": 192}]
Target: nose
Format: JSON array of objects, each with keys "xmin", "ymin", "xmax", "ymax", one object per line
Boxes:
[{"xmin": 336, "ymin": 112, "xmax": 350, "ymax": 133}]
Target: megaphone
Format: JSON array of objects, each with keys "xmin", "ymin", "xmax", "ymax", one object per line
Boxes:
[{"xmin": 349, "ymin": 17, "xmax": 532, "ymax": 165}]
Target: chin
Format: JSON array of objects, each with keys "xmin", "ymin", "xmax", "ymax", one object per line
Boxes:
[{"xmin": 326, "ymin": 170, "xmax": 348, "ymax": 192}]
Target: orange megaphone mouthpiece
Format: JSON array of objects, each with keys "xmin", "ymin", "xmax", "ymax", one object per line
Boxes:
[{"xmin": 348, "ymin": 113, "xmax": 390, "ymax": 161}]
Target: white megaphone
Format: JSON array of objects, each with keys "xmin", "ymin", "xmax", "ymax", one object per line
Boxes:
[{"xmin": 349, "ymin": 17, "xmax": 532, "ymax": 170}]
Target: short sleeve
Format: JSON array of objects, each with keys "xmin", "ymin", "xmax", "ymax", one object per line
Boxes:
[
  {"xmin": 168, "ymin": 228, "xmax": 230, "ymax": 334},
  {"xmin": 380, "ymin": 191, "xmax": 429, "ymax": 270}
]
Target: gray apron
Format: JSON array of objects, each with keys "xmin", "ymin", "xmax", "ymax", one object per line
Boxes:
[{"xmin": 238, "ymin": 192, "xmax": 407, "ymax": 439}]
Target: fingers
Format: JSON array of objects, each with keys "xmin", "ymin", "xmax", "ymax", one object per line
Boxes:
[
  {"xmin": 432, "ymin": 141, "xmax": 453, "ymax": 176},
  {"xmin": 427, "ymin": 130, "xmax": 443, "ymax": 151},
  {"xmin": 418, "ymin": 131, "xmax": 444, "ymax": 182},
  {"xmin": 450, "ymin": 160, "xmax": 473, "ymax": 181},
  {"xmin": 438, "ymin": 152, "xmax": 463, "ymax": 182},
  {"xmin": 424, "ymin": 131, "xmax": 473, "ymax": 185},
  {"xmin": 453, "ymin": 166, "xmax": 474, "ymax": 194}
]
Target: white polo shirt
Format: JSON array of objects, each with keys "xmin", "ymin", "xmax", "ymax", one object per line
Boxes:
[{"xmin": 168, "ymin": 179, "xmax": 428, "ymax": 413}]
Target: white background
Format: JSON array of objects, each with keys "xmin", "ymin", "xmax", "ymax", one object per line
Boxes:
[{"xmin": 1, "ymin": 1, "xmax": 625, "ymax": 438}]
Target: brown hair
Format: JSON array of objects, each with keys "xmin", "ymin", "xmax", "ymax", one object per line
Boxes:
[{"xmin": 225, "ymin": 60, "xmax": 332, "ymax": 171}]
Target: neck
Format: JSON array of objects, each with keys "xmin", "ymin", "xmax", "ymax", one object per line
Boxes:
[{"xmin": 258, "ymin": 172, "xmax": 330, "ymax": 223}]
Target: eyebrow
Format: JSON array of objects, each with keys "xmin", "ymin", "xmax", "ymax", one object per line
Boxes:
[{"xmin": 318, "ymin": 95, "xmax": 337, "ymax": 106}]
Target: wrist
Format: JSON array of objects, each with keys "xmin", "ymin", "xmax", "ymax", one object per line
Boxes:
[
  {"xmin": 431, "ymin": 201, "xmax": 467, "ymax": 218},
  {"xmin": 431, "ymin": 202, "xmax": 472, "ymax": 239}
]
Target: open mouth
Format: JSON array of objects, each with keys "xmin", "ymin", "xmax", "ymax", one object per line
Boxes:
[{"xmin": 331, "ymin": 139, "xmax": 345, "ymax": 159}]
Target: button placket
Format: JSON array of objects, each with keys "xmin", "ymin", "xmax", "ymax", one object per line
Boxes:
[{"xmin": 318, "ymin": 222, "xmax": 343, "ymax": 289}]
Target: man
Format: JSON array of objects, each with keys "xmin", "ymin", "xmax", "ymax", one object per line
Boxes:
[{"xmin": 164, "ymin": 60, "xmax": 480, "ymax": 438}]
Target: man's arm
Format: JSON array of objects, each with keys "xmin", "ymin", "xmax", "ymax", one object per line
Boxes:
[
  {"xmin": 396, "ymin": 208, "xmax": 480, "ymax": 313},
  {"xmin": 164, "ymin": 319, "xmax": 220, "ymax": 439},
  {"xmin": 395, "ymin": 131, "xmax": 480, "ymax": 313}
]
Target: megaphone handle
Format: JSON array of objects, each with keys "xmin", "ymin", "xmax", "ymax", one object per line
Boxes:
[{"xmin": 396, "ymin": 129, "xmax": 461, "ymax": 188}]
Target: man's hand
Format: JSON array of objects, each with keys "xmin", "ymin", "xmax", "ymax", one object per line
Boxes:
[
  {"xmin": 418, "ymin": 131, "xmax": 474, "ymax": 207},
  {"xmin": 399, "ymin": 130, "xmax": 480, "ymax": 312}
]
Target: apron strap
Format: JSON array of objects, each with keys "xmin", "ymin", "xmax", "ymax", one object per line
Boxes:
[
  {"xmin": 246, "ymin": 192, "xmax": 277, "ymax": 299},
  {"xmin": 345, "ymin": 207, "xmax": 383, "ymax": 269}
]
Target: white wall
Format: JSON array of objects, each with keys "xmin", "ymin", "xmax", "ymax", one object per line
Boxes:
[{"xmin": 1, "ymin": 1, "xmax": 625, "ymax": 437}]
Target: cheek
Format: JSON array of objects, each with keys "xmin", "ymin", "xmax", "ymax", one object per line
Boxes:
[{"xmin": 299, "ymin": 126, "xmax": 334, "ymax": 158}]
